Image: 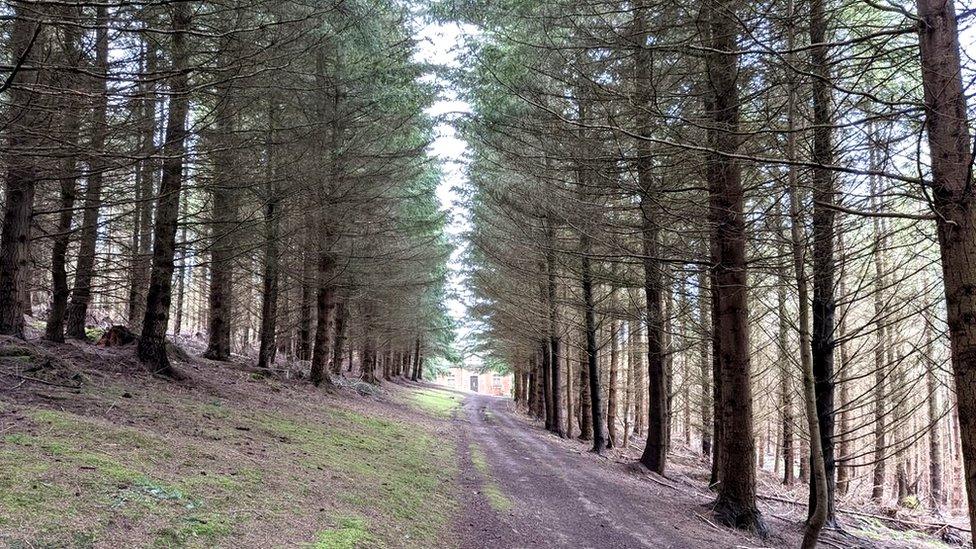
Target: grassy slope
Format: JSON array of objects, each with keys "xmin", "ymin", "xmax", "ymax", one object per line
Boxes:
[{"xmin": 0, "ymin": 343, "xmax": 462, "ymax": 548}]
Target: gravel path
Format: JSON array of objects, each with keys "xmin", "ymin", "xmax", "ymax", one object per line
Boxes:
[{"xmin": 454, "ymin": 393, "xmax": 765, "ymax": 549}]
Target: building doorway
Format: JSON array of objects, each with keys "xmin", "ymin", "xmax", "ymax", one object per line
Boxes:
[{"xmin": 470, "ymin": 375, "xmax": 479, "ymax": 392}]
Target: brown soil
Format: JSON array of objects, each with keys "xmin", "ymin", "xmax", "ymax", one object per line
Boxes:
[{"xmin": 455, "ymin": 393, "xmax": 967, "ymax": 549}]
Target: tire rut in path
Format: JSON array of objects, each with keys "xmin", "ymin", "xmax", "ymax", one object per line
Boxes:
[
  {"xmin": 456, "ymin": 393, "xmax": 706, "ymax": 549},
  {"xmin": 454, "ymin": 396, "xmax": 529, "ymax": 549}
]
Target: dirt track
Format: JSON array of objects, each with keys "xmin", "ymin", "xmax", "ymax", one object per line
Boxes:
[{"xmin": 454, "ymin": 393, "xmax": 767, "ymax": 549}]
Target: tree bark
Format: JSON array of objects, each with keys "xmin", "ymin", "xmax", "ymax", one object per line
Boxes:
[
  {"xmin": 608, "ymin": 318, "xmax": 619, "ymax": 449},
  {"xmin": 545, "ymin": 222, "xmax": 564, "ymax": 437},
  {"xmin": 530, "ymin": 353, "xmax": 543, "ymax": 418},
  {"xmin": 923, "ymin": 305, "xmax": 945, "ymax": 511},
  {"xmin": 835, "ymin": 233, "xmax": 852, "ymax": 497},
  {"xmin": 698, "ymin": 267, "xmax": 712, "ymax": 457},
  {"xmin": 777, "ymin": 234, "xmax": 794, "ymax": 486},
  {"xmin": 581, "ymin": 232, "xmax": 607, "ymax": 453},
  {"xmin": 541, "ymin": 335, "xmax": 555, "ymax": 431},
  {"xmin": 257, "ymin": 97, "xmax": 280, "ymax": 370},
  {"xmin": 202, "ymin": 37, "xmax": 240, "ymax": 360},
  {"xmin": 579, "ymin": 345, "xmax": 592, "ymax": 441},
  {"xmin": 137, "ymin": 2, "xmax": 192, "ymax": 377},
  {"xmin": 916, "ymin": 0, "xmax": 976, "ymax": 534},
  {"xmin": 869, "ymin": 137, "xmax": 888, "ymax": 503},
  {"xmin": 0, "ymin": 5, "xmax": 50, "ymax": 338},
  {"xmin": 65, "ymin": 5, "xmax": 110, "ymax": 340},
  {"xmin": 411, "ymin": 334, "xmax": 422, "ymax": 381},
  {"xmin": 566, "ymin": 337, "xmax": 576, "ymax": 437},
  {"xmin": 361, "ymin": 308, "xmax": 378, "ymax": 384},
  {"xmin": 633, "ymin": 2, "xmax": 668, "ymax": 470},
  {"xmin": 640, "ymin": 191, "xmax": 667, "ymax": 472},
  {"xmin": 785, "ymin": 118, "xmax": 829, "ymax": 548},
  {"xmin": 703, "ymin": 0, "xmax": 765, "ymax": 534},
  {"xmin": 127, "ymin": 37, "xmax": 158, "ymax": 332},
  {"xmin": 808, "ymin": 0, "xmax": 838, "ymax": 525},
  {"xmin": 45, "ymin": 6, "xmax": 84, "ymax": 342},
  {"xmin": 309, "ymin": 254, "xmax": 337, "ymax": 387},
  {"xmin": 330, "ymin": 300, "xmax": 348, "ymax": 375},
  {"xmin": 298, "ymin": 246, "xmax": 314, "ymax": 361}
]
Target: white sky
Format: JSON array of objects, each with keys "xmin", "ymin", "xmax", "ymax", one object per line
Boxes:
[{"xmin": 413, "ymin": 22, "xmax": 477, "ymax": 359}]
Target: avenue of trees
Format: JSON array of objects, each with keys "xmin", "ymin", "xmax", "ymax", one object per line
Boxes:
[
  {"xmin": 5, "ymin": 0, "xmax": 976, "ymax": 547},
  {"xmin": 0, "ymin": 0, "xmax": 452, "ymax": 385},
  {"xmin": 455, "ymin": 0, "xmax": 976, "ymax": 544}
]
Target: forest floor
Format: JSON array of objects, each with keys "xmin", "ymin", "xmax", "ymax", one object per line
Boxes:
[
  {"xmin": 0, "ymin": 336, "xmax": 464, "ymax": 548},
  {"xmin": 0, "ymin": 335, "xmax": 969, "ymax": 548}
]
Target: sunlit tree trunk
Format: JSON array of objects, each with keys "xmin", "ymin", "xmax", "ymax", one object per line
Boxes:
[{"xmin": 915, "ymin": 0, "xmax": 976, "ymax": 533}]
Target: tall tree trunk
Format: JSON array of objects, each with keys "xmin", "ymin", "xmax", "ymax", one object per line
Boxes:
[
  {"xmin": 64, "ymin": 5, "xmax": 110, "ymax": 340},
  {"xmin": 869, "ymin": 137, "xmax": 888, "ymax": 503},
  {"xmin": 330, "ymin": 301, "xmax": 348, "ymax": 375},
  {"xmin": 924, "ymin": 304, "xmax": 945, "ymax": 511},
  {"xmin": 275, "ymin": 271, "xmax": 290, "ymax": 357},
  {"xmin": 529, "ymin": 353, "xmax": 542, "ymax": 418},
  {"xmin": 137, "ymin": 2, "xmax": 192, "ymax": 377},
  {"xmin": 698, "ymin": 268, "xmax": 712, "ymax": 457},
  {"xmin": 608, "ymin": 317, "xmax": 619, "ymax": 449},
  {"xmin": 257, "ymin": 98, "xmax": 280, "ymax": 370},
  {"xmin": 382, "ymin": 347, "xmax": 393, "ymax": 382},
  {"xmin": 566, "ymin": 337, "xmax": 575, "ymax": 437},
  {"xmin": 172, "ymin": 192, "xmax": 189, "ymax": 337},
  {"xmin": 298, "ymin": 247, "xmax": 314, "ymax": 361},
  {"xmin": 127, "ymin": 39, "xmax": 158, "ymax": 331},
  {"xmin": 835, "ymin": 233, "xmax": 852, "ymax": 496},
  {"xmin": 895, "ymin": 357, "xmax": 910, "ymax": 504},
  {"xmin": 704, "ymin": 0, "xmax": 765, "ymax": 533},
  {"xmin": 777, "ymin": 234, "xmax": 794, "ymax": 486},
  {"xmin": 0, "ymin": 5, "xmax": 50, "ymax": 338},
  {"xmin": 45, "ymin": 6, "xmax": 84, "ymax": 342},
  {"xmin": 786, "ymin": 119, "xmax": 829, "ymax": 548},
  {"xmin": 579, "ymin": 343, "xmax": 592, "ymax": 440},
  {"xmin": 916, "ymin": 0, "xmax": 976, "ymax": 534},
  {"xmin": 202, "ymin": 40, "xmax": 239, "ymax": 360},
  {"xmin": 361, "ymin": 308, "xmax": 378, "ymax": 384},
  {"xmin": 634, "ymin": 1, "xmax": 668, "ymax": 470},
  {"xmin": 679, "ymin": 278, "xmax": 690, "ymax": 446},
  {"xmin": 580, "ymin": 231, "xmax": 607, "ymax": 453},
  {"xmin": 623, "ymin": 321, "xmax": 634, "ymax": 446},
  {"xmin": 411, "ymin": 334, "xmax": 422, "ymax": 381},
  {"xmin": 664, "ymin": 271, "xmax": 674, "ymax": 450},
  {"xmin": 709, "ymin": 261, "xmax": 723, "ymax": 487},
  {"xmin": 808, "ymin": 0, "xmax": 838, "ymax": 526},
  {"xmin": 544, "ymin": 222, "xmax": 564, "ymax": 437},
  {"xmin": 634, "ymin": 321, "xmax": 645, "ymax": 438},
  {"xmin": 639, "ymin": 189, "xmax": 667, "ymax": 472},
  {"xmin": 309, "ymin": 259, "xmax": 337, "ymax": 387},
  {"xmin": 541, "ymin": 336, "xmax": 555, "ymax": 431}
]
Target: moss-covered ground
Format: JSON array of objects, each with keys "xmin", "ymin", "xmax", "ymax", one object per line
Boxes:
[
  {"xmin": 408, "ymin": 388, "xmax": 462, "ymax": 418},
  {"xmin": 0, "ymin": 353, "xmax": 461, "ymax": 549}
]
